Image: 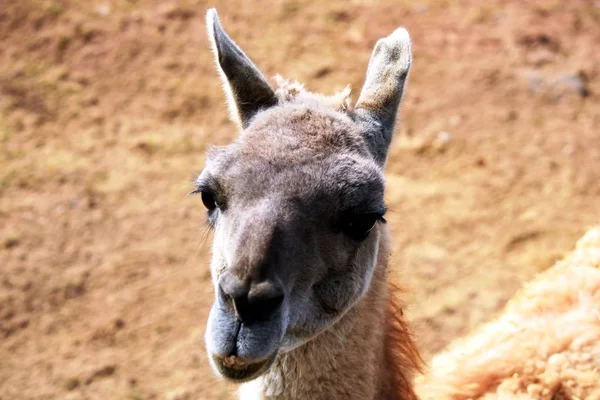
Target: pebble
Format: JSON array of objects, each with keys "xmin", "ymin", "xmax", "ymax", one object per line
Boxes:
[
  {"xmin": 96, "ymin": 4, "xmax": 111, "ymax": 16},
  {"xmin": 523, "ymin": 70, "xmax": 590, "ymax": 100},
  {"xmin": 550, "ymin": 72, "xmax": 589, "ymax": 98}
]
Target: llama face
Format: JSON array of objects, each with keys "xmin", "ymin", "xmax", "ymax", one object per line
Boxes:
[
  {"xmin": 202, "ymin": 104, "xmax": 386, "ymax": 381},
  {"xmin": 201, "ymin": 8, "xmax": 411, "ymax": 382}
]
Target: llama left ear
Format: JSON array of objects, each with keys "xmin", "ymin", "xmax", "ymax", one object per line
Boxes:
[
  {"xmin": 354, "ymin": 28, "xmax": 412, "ymax": 166},
  {"xmin": 206, "ymin": 9, "xmax": 278, "ymax": 129}
]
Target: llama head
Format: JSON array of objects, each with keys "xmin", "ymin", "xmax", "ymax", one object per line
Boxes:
[{"xmin": 199, "ymin": 8, "xmax": 411, "ymax": 382}]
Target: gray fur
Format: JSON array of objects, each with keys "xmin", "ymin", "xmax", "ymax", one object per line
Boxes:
[
  {"xmin": 355, "ymin": 28, "xmax": 412, "ymax": 165},
  {"xmin": 206, "ymin": 9, "xmax": 278, "ymax": 129},
  {"xmin": 201, "ymin": 9, "xmax": 413, "ymax": 399}
]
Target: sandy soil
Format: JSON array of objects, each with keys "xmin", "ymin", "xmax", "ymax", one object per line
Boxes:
[{"xmin": 1, "ymin": 1, "xmax": 599, "ymax": 399}]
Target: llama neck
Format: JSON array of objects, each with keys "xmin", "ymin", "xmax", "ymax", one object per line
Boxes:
[{"xmin": 239, "ymin": 234, "xmax": 420, "ymax": 400}]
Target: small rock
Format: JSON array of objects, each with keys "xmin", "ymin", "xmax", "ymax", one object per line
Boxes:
[
  {"xmin": 549, "ymin": 72, "xmax": 590, "ymax": 98},
  {"xmin": 85, "ymin": 365, "xmax": 116, "ymax": 384},
  {"xmin": 166, "ymin": 388, "xmax": 192, "ymax": 400},
  {"xmin": 449, "ymin": 115, "xmax": 461, "ymax": 127},
  {"xmin": 346, "ymin": 26, "xmax": 364, "ymax": 44},
  {"xmin": 114, "ymin": 319, "xmax": 125, "ymax": 330},
  {"xmin": 4, "ymin": 236, "xmax": 20, "ymax": 249},
  {"xmin": 96, "ymin": 4, "xmax": 111, "ymax": 16},
  {"xmin": 505, "ymin": 110, "xmax": 519, "ymax": 121},
  {"xmin": 524, "ymin": 70, "xmax": 544, "ymax": 93},
  {"xmin": 436, "ymin": 131, "xmax": 451, "ymax": 144},
  {"xmin": 329, "ymin": 10, "xmax": 350, "ymax": 22},
  {"xmin": 518, "ymin": 32, "xmax": 560, "ymax": 52},
  {"xmin": 442, "ymin": 306, "xmax": 456, "ymax": 315},
  {"xmin": 432, "ymin": 131, "xmax": 451, "ymax": 152},
  {"xmin": 65, "ymin": 378, "xmax": 80, "ymax": 391},
  {"xmin": 313, "ymin": 66, "xmax": 332, "ymax": 79},
  {"xmin": 562, "ymin": 143, "xmax": 575, "ymax": 155},
  {"xmin": 522, "ymin": 70, "xmax": 589, "ymax": 101}
]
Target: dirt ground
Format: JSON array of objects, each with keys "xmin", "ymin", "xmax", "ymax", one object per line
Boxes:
[{"xmin": 1, "ymin": 1, "xmax": 599, "ymax": 399}]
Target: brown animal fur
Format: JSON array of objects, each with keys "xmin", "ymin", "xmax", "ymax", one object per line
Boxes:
[
  {"xmin": 416, "ymin": 227, "xmax": 600, "ymax": 400},
  {"xmin": 382, "ymin": 282, "xmax": 424, "ymax": 400}
]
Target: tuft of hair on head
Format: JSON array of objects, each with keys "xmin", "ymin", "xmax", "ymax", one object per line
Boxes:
[{"xmin": 274, "ymin": 75, "xmax": 354, "ymax": 112}]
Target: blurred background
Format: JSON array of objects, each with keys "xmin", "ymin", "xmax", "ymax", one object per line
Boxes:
[{"xmin": 1, "ymin": 1, "xmax": 599, "ymax": 399}]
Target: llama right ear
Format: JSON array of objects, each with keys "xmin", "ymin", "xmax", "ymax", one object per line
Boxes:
[
  {"xmin": 206, "ymin": 9, "xmax": 278, "ymax": 129},
  {"xmin": 354, "ymin": 28, "xmax": 412, "ymax": 166}
]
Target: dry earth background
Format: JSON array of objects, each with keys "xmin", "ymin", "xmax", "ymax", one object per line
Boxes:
[{"xmin": 1, "ymin": 1, "xmax": 600, "ymax": 399}]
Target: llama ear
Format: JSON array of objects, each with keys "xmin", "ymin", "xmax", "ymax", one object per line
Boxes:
[
  {"xmin": 354, "ymin": 28, "xmax": 412, "ymax": 165},
  {"xmin": 206, "ymin": 9, "xmax": 278, "ymax": 129}
]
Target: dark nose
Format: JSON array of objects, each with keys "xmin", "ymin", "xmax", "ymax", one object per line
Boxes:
[{"xmin": 218, "ymin": 272, "xmax": 284, "ymax": 324}]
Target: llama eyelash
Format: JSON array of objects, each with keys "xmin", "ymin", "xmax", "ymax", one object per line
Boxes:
[
  {"xmin": 189, "ymin": 173, "xmax": 220, "ymax": 197},
  {"xmin": 187, "ymin": 187, "xmax": 202, "ymax": 197}
]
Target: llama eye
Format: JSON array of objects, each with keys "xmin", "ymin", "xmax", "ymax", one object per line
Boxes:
[
  {"xmin": 342, "ymin": 213, "xmax": 381, "ymax": 240},
  {"xmin": 201, "ymin": 191, "xmax": 218, "ymax": 211}
]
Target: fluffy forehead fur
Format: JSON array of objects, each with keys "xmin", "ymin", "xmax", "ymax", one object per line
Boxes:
[
  {"xmin": 202, "ymin": 93, "xmax": 385, "ymax": 213},
  {"xmin": 274, "ymin": 76, "xmax": 353, "ymax": 112}
]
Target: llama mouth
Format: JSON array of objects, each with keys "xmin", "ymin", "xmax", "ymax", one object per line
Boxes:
[{"xmin": 211, "ymin": 352, "xmax": 277, "ymax": 382}]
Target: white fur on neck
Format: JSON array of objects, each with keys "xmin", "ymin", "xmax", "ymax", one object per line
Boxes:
[
  {"xmin": 240, "ymin": 368, "xmax": 286, "ymax": 399},
  {"xmin": 240, "ymin": 378, "xmax": 266, "ymax": 400}
]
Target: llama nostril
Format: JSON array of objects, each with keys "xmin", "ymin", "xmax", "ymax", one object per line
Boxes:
[
  {"xmin": 218, "ymin": 273, "xmax": 248, "ymax": 319},
  {"xmin": 219, "ymin": 274, "xmax": 284, "ymax": 324},
  {"xmin": 248, "ymin": 288, "xmax": 284, "ymax": 320},
  {"xmin": 239, "ymin": 284, "xmax": 284, "ymax": 324},
  {"xmin": 228, "ymin": 293, "xmax": 244, "ymax": 321}
]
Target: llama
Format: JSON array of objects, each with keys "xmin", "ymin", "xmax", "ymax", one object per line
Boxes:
[
  {"xmin": 416, "ymin": 227, "xmax": 600, "ymax": 399},
  {"xmin": 198, "ymin": 8, "xmax": 421, "ymax": 400}
]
